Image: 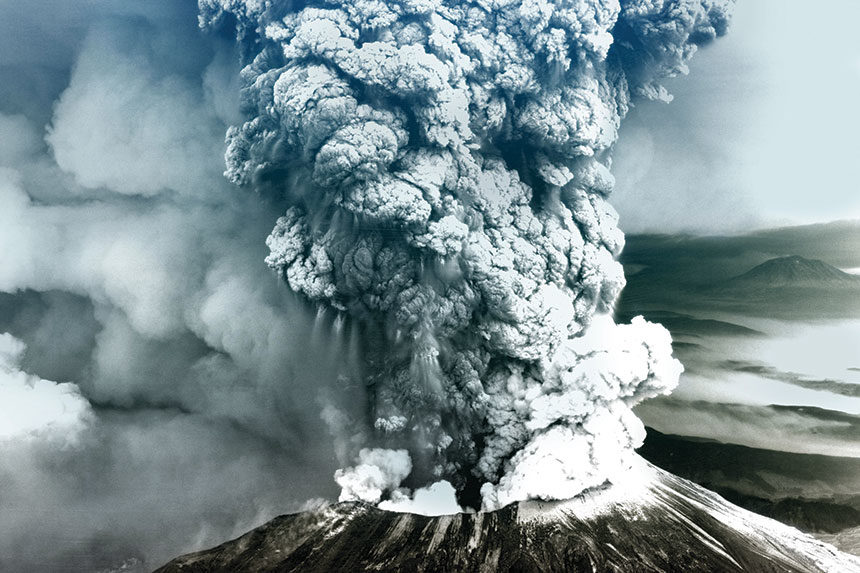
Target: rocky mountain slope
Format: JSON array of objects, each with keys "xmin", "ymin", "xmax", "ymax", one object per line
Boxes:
[{"xmin": 156, "ymin": 459, "xmax": 859, "ymax": 572}]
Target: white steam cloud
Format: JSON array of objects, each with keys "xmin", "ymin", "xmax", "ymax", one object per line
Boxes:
[
  {"xmin": 0, "ymin": 333, "xmax": 92, "ymax": 443},
  {"xmin": 335, "ymin": 448, "xmax": 413, "ymax": 504},
  {"xmin": 202, "ymin": 0, "xmax": 732, "ymax": 510}
]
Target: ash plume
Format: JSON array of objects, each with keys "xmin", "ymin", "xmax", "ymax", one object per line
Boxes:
[{"xmin": 202, "ymin": 0, "xmax": 733, "ymax": 510}]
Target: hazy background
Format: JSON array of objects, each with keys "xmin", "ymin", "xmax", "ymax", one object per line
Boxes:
[
  {"xmin": 619, "ymin": 222, "xmax": 860, "ymax": 554},
  {"xmin": 612, "ymin": 0, "xmax": 860, "ymax": 233}
]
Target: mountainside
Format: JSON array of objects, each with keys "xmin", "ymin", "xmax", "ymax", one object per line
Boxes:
[
  {"xmin": 638, "ymin": 427, "xmax": 860, "ymax": 501},
  {"xmin": 638, "ymin": 428, "xmax": 860, "ymax": 538},
  {"xmin": 817, "ymin": 527, "xmax": 860, "ymax": 559},
  {"xmin": 156, "ymin": 459, "xmax": 860, "ymax": 573},
  {"xmin": 727, "ymin": 256, "xmax": 860, "ymax": 289}
]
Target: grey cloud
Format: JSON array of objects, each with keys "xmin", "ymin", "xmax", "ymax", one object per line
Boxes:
[
  {"xmin": 0, "ymin": 7, "xmax": 359, "ymax": 569},
  {"xmin": 0, "ymin": 408, "xmax": 336, "ymax": 572}
]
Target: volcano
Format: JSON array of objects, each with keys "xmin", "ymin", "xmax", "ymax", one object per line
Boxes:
[
  {"xmin": 728, "ymin": 256, "xmax": 860, "ymax": 289},
  {"xmin": 156, "ymin": 459, "xmax": 859, "ymax": 573}
]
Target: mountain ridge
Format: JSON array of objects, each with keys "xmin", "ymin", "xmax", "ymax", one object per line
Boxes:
[{"xmin": 726, "ymin": 255, "xmax": 860, "ymax": 289}]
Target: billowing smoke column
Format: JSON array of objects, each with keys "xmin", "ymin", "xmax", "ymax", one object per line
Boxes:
[{"xmin": 200, "ymin": 0, "xmax": 732, "ymax": 510}]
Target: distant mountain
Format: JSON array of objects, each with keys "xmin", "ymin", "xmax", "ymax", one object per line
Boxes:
[
  {"xmin": 620, "ymin": 220, "xmax": 860, "ymax": 284},
  {"xmin": 618, "ymin": 223, "xmax": 860, "ymax": 319},
  {"xmin": 727, "ymin": 256, "xmax": 860, "ymax": 289},
  {"xmin": 156, "ymin": 459, "xmax": 860, "ymax": 573}
]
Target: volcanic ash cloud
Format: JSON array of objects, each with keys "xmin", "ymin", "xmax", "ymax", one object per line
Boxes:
[{"xmin": 201, "ymin": 0, "xmax": 732, "ymax": 510}]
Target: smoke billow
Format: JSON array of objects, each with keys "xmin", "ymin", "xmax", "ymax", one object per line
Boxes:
[
  {"xmin": 0, "ymin": 3, "xmax": 358, "ymax": 569},
  {"xmin": 202, "ymin": 0, "xmax": 732, "ymax": 510},
  {"xmin": 0, "ymin": 333, "xmax": 92, "ymax": 442}
]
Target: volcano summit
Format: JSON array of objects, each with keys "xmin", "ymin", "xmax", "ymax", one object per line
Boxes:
[{"xmin": 158, "ymin": 458, "xmax": 860, "ymax": 572}]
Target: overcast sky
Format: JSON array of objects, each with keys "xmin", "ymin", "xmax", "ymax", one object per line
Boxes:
[{"xmin": 611, "ymin": 0, "xmax": 860, "ymax": 234}]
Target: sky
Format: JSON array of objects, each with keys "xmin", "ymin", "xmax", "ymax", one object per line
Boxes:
[{"xmin": 611, "ymin": 0, "xmax": 860, "ymax": 234}]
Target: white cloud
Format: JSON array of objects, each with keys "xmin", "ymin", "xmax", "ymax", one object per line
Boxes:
[
  {"xmin": 335, "ymin": 448, "xmax": 412, "ymax": 503},
  {"xmin": 379, "ymin": 481, "xmax": 462, "ymax": 516},
  {"xmin": 0, "ymin": 333, "xmax": 92, "ymax": 443},
  {"xmin": 47, "ymin": 25, "xmax": 226, "ymax": 197}
]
